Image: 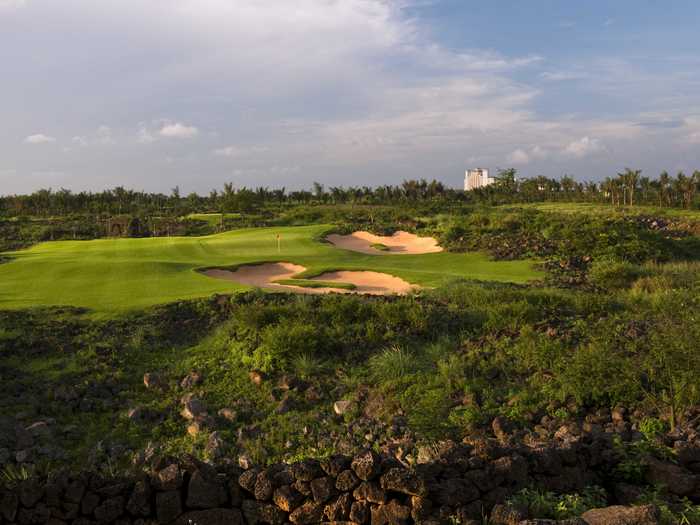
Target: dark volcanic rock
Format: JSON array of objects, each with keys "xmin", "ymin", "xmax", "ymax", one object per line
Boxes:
[
  {"xmin": 380, "ymin": 467, "xmax": 427, "ymax": 496},
  {"xmin": 351, "ymin": 449, "xmax": 381, "ymax": 480},
  {"xmin": 272, "ymin": 485, "xmax": 304, "ymax": 512},
  {"xmin": 353, "ymin": 481, "xmax": 386, "ymax": 504},
  {"xmin": 292, "ymin": 459, "xmax": 323, "ymax": 481},
  {"xmin": 335, "ymin": 469, "xmax": 360, "ymax": 491},
  {"xmin": 186, "ymin": 469, "xmax": 227, "ymax": 509},
  {"xmin": 156, "ymin": 490, "xmax": 182, "ymax": 523},
  {"xmin": 175, "ymin": 508, "xmax": 243, "ymax": 525},
  {"xmin": 371, "ymin": 499, "xmax": 411, "ymax": 525},
  {"xmin": 310, "ymin": 476, "xmax": 336, "ymax": 503},
  {"xmin": 289, "ymin": 501, "xmax": 325, "ymax": 524},
  {"xmin": 581, "ymin": 504, "xmax": 661, "ymax": 525}
]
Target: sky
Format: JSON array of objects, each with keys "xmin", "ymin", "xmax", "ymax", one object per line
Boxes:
[{"xmin": 1, "ymin": 0, "xmax": 700, "ymax": 194}]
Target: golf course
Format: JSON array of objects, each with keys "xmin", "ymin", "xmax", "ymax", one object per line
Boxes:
[{"xmin": 0, "ymin": 224, "xmax": 541, "ymax": 314}]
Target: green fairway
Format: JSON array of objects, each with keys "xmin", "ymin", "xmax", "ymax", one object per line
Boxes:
[{"xmin": 0, "ymin": 225, "xmax": 541, "ymax": 315}]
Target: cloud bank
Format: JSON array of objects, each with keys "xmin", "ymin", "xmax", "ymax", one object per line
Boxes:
[{"xmin": 1, "ymin": 0, "xmax": 699, "ymax": 193}]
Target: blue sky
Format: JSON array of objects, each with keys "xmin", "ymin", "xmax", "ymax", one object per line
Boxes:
[{"xmin": 1, "ymin": 0, "xmax": 699, "ymax": 194}]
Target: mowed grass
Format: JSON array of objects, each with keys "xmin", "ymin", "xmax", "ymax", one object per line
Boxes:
[{"xmin": 0, "ymin": 224, "xmax": 542, "ymax": 315}]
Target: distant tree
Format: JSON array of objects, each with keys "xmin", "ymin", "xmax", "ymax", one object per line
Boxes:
[
  {"xmin": 495, "ymin": 168, "xmax": 518, "ymax": 193},
  {"xmin": 312, "ymin": 182, "xmax": 325, "ymax": 201}
]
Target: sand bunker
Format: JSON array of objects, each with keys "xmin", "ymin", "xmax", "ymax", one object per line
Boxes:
[
  {"xmin": 326, "ymin": 231, "xmax": 443, "ymax": 255},
  {"xmin": 202, "ymin": 262, "xmax": 416, "ymax": 295}
]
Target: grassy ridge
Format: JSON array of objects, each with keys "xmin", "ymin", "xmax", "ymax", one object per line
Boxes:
[
  {"xmin": 0, "ymin": 224, "xmax": 541, "ymax": 315},
  {"xmin": 500, "ymin": 202, "xmax": 700, "ymax": 219},
  {"xmin": 275, "ymin": 279, "xmax": 358, "ymax": 290}
]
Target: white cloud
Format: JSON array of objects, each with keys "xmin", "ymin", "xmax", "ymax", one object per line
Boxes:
[
  {"xmin": 540, "ymin": 71, "xmax": 586, "ymax": 82},
  {"xmin": 96, "ymin": 125, "xmax": 115, "ymax": 145},
  {"xmin": 159, "ymin": 122, "xmax": 199, "ymax": 139},
  {"xmin": 214, "ymin": 145, "xmax": 269, "ymax": 158},
  {"xmin": 72, "ymin": 136, "xmax": 88, "ymax": 146},
  {"xmin": 2, "ymin": 1, "xmax": 700, "ymax": 191},
  {"xmin": 24, "ymin": 134, "xmax": 56, "ymax": 144},
  {"xmin": 136, "ymin": 123, "xmax": 156, "ymax": 144},
  {"xmin": 508, "ymin": 149, "xmax": 531, "ymax": 165},
  {"xmin": 565, "ymin": 136, "xmax": 604, "ymax": 158},
  {"xmin": 0, "ymin": 0, "xmax": 26, "ymax": 11},
  {"xmin": 213, "ymin": 146, "xmax": 241, "ymax": 157}
]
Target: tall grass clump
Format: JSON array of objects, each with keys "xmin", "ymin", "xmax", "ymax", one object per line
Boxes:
[{"xmin": 369, "ymin": 346, "xmax": 415, "ymax": 382}]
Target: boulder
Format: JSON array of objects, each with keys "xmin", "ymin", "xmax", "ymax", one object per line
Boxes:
[
  {"xmin": 292, "ymin": 459, "xmax": 323, "ymax": 481},
  {"xmin": 353, "ymin": 481, "xmax": 386, "ymax": 504},
  {"xmin": 380, "ymin": 467, "xmax": 427, "ymax": 496},
  {"xmin": 81, "ymin": 491, "xmax": 100, "ymax": 515},
  {"xmin": 434, "ymin": 478, "xmax": 480, "ymax": 507},
  {"xmin": 310, "ymin": 476, "xmax": 336, "ymax": 503},
  {"xmin": 156, "ymin": 464, "xmax": 183, "ymax": 491},
  {"xmin": 334, "ymin": 400, "xmax": 354, "ymax": 415},
  {"xmin": 254, "ymin": 471, "xmax": 274, "ymax": 501},
  {"xmin": 156, "ymin": 491, "xmax": 182, "ymax": 523},
  {"xmin": 324, "ymin": 493, "xmax": 352, "ymax": 522},
  {"xmin": 205, "ymin": 431, "xmax": 226, "ymax": 458},
  {"xmin": 490, "ymin": 503, "xmax": 525, "ymax": 525},
  {"xmin": 143, "ymin": 372, "xmax": 165, "ymax": 389},
  {"xmin": 0, "ymin": 492, "xmax": 18, "ymax": 522},
  {"xmin": 273, "ymin": 485, "xmax": 304, "ymax": 512},
  {"xmin": 289, "ymin": 501, "xmax": 325, "ymax": 524},
  {"xmin": 643, "ymin": 456, "xmax": 696, "ymax": 497},
  {"xmin": 175, "ymin": 508, "xmax": 243, "ymax": 525},
  {"xmin": 249, "ymin": 370, "xmax": 265, "ymax": 386},
  {"xmin": 370, "ymin": 499, "xmax": 411, "ymax": 525},
  {"xmin": 321, "ymin": 454, "xmax": 351, "ymax": 476},
  {"xmin": 242, "ymin": 499, "xmax": 287, "ymax": 525},
  {"xmin": 186, "ymin": 469, "xmax": 227, "ymax": 509},
  {"xmin": 180, "ymin": 370, "xmax": 203, "ymax": 389},
  {"xmin": 581, "ymin": 504, "xmax": 661, "ymax": 525},
  {"xmin": 492, "ymin": 416, "xmax": 514, "ymax": 441},
  {"xmin": 180, "ymin": 395, "xmax": 207, "ymax": 421},
  {"xmin": 218, "ymin": 408, "xmax": 237, "ymax": 422},
  {"xmin": 94, "ymin": 496, "xmax": 125, "ymax": 523},
  {"xmin": 335, "ymin": 469, "xmax": 360, "ymax": 491},
  {"xmin": 126, "ymin": 480, "xmax": 151, "ymax": 517},
  {"xmin": 350, "ymin": 500, "xmax": 370, "ymax": 524},
  {"xmin": 351, "ymin": 449, "xmax": 382, "ymax": 480}
]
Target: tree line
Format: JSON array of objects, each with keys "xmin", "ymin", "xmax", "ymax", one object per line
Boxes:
[{"xmin": 1, "ymin": 168, "xmax": 699, "ymax": 217}]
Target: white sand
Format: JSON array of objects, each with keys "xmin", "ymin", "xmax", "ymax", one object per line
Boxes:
[
  {"xmin": 203, "ymin": 262, "xmax": 416, "ymax": 295},
  {"xmin": 326, "ymin": 231, "xmax": 443, "ymax": 255},
  {"xmin": 203, "ymin": 262, "xmax": 305, "ymax": 292}
]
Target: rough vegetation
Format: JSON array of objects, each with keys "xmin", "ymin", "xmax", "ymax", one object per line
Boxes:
[{"xmin": 1, "ymin": 179, "xmax": 700, "ymax": 523}]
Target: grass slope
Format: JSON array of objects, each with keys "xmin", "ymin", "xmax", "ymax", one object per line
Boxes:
[
  {"xmin": 500, "ymin": 202, "xmax": 700, "ymax": 219},
  {"xmin": 0, "ymin": 224, "xmax": 541, "ymax": 315}
]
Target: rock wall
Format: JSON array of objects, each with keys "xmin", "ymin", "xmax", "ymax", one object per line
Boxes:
[{"xmin": 1, "ymin": 433, "xmax": 698, "ymax": 525}]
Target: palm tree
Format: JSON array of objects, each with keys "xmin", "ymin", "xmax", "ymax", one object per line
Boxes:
[
  {"xmin": 658, "ymin": 171, "xmax": 671, "ymax": 207},
  {"xmin": 624, "ymin": 168, "xmax": 641, "ymax": 206}
]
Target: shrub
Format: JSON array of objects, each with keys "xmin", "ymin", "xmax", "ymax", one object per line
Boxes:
[
  {"xmin": 507, "ymin": 486, "xmax": 607, "ymax": 519},
  {"xmin": 369, "ymin": 346, "xmax": 416, "ymax": 382},
  {"xmin": 588, "ymin": 258, "xmax": 647, "ymax": 290}
]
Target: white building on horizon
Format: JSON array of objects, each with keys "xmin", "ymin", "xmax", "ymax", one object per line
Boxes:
[{"xmin": 464, "ymin": 168, "xmax": 495, "ymax": 191}]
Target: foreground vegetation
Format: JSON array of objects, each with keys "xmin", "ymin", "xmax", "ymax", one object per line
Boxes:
[{"xmin": 1, "ymin": 181, "xmax": 700, "ymax": 520}]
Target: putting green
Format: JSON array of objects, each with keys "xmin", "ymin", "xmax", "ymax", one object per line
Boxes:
[{"xmin": 0, "ymin": 224, "xmax": 542, "ymax": 315}]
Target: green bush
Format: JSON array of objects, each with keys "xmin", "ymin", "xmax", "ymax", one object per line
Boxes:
[
  {"xmin": 588, "ymin": 258, "xmax": 648, "ymax": 290},
  {"xmin": 507, "ymin": 486, "xmax": 607, "ymax": 519}
]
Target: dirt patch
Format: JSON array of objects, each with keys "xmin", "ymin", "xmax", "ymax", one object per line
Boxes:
[
  {"xmin": 202, "ymin": 263, "xmax": 416, "ymax": 295},
  {"xmin": 326, "ymin": 231, "xmax": 443, "ymax": 255}
]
